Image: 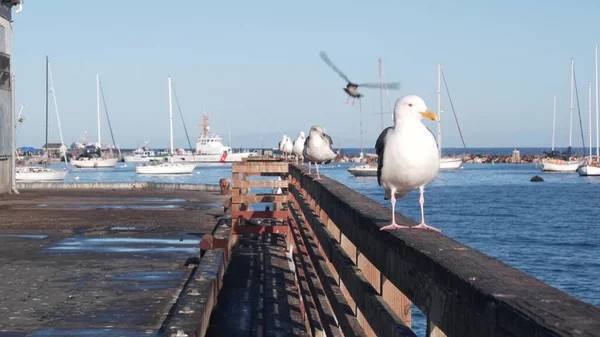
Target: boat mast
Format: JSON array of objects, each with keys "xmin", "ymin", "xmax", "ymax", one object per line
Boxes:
[
  {"xmin": 589, "ymin": 83, "xmax": 592, "ymax": 157},
  {"xmin": 96, "ymin": 73, "xmax": 101, "ymax": 148},
  {"xmin": 437, "ymin": 63, "xmax": 442, "ymax": 157},
  {"xmin": 168, "ymin": 76, "xmax": 174, "ymax": 162},
  {"xmin": 47, "ymin": 59, "xmax": 69, "ymax": 168},
  {"xmin": 569, "ymin": 59, "xmax": 574, "ymax": 148},
  {"xmin": 45, "ymin": 56, "xmax": 49, "ymax": 165},
  {"xmin": 552, "ymin": 95, "xmax": 556, "ymax": 151},
  {"xmin": 595, "ymin": 44, "xmax": 599, "ymax": 160},
  {"xmin": 378, "ymin": 57, "xmax": 384, "ymax": 131}
]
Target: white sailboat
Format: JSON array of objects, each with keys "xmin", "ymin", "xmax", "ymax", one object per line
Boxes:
[
  {"xmin": 578, "ymin": 44, "xmax": 600, "ymax": 176},
  {"xmin": 16, "ymin": 56, "xmax": 68, "ymax": 181},
  {"xmin": 437, "ymin": 64, "xmax": 463, "ymax": 170},
  {"xmin": 71, "ymin": 74, "xmax": 118, "ymax": 169},
  {"xmin": 136, "ymin": 77, "xmax": 196, "ymax": 175},
  {"xmin": 541, "ymin": 60, "xmax": 582, "ymax": 172}
]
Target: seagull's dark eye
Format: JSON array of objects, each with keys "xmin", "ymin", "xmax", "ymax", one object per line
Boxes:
[{"xmin": 408, "ymin": 103, "xmax": 413, "ymax": 107}]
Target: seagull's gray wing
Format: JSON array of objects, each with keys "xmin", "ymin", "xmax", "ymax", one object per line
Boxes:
[
  {"xmin": 322, "ymin": 133, "xmax": 334, "ymax": 150},
  {"xmin": 375, "ymin": 127, "xmax": 393, "ymax": 186},
  {"xmin": 302, "ymin": 135, "xmax": 311, "ymax": 158}
]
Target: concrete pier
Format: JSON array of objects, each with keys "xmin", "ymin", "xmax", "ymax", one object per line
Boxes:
[{"xmin": 0, "ymin": 188, "xmax": 226, "ymax": 336}]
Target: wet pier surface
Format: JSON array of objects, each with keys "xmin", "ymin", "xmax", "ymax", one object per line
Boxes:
[
  {"xmin": 206, "ymin": 234, "xmax": 308, "ymax": 337},
  {"xmin": 0, "ymin": 189, "xmax": 226, "ymax": 337}
]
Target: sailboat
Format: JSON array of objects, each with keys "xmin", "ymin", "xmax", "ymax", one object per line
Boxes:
[
  {"xmin": 136, "ymin": 76, "xmax": 196, "ymax": 175},
  {"xmin": 540, "ymin": 59, "xmax": 582, "ymax": 172},
  {"xmin": 16, "ymin": 56, "xmax": 68, "ymax": 181},
  {"xmin": 578, "ymin": 44, "xmax": 600, "ymax": 176},
  {"xmin": 437, "ymin": 64, "xmax": 463, "ymax": 169},
  {"xmin": 70, "ymin": 74, "xmax": 118, "ymax": 168}
]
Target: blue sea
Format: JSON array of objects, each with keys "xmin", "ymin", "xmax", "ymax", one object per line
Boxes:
[{"xmin": 38, "ymin": 149, "xmax": 600, "ymax": 336}]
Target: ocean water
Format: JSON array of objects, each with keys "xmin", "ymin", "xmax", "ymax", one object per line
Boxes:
[{"xmin": 39, "ymin": 159, "xmax": 600, "ymax": 336}]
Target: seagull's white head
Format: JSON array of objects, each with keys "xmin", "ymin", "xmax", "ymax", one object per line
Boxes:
[
  {"xmin": 309, "ymin": 125, "xmax": 324, "ymax": 135},
  {"xmin": 393, "ymin": 95, "xmax": 437, "ymax": 123},
  {"xmin": 299, "ymin": 131, "xmax": 305, "ymax": 138}
]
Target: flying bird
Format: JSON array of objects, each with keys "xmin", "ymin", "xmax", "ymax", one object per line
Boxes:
[
  {"xmin": 376, "ymin": 95, "xmax": 441, "ymax": 232},
  {"xmin": 319, "ymin": 51, "xmax": 400, "ymax": 105},
  {"xmin": 303, "ymin": 126, "xmax": 336, "ymax": 180}
]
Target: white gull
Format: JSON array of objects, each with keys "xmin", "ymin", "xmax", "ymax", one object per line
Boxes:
[{"xmin": 376, "ymin": 95, "xmax": 441, "ymax": 232}]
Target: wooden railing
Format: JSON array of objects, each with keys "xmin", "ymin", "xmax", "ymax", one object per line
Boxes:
[
  {"xmin": 287, "ymin": 163, "xmax": 600, "ymax": 337},
  {"xmin": 198, "ymin": 159, "xmax": 600, "ymax": 337}
]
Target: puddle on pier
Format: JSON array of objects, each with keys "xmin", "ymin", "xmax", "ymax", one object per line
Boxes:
[
  {"xmin": 24, "ymin": 328, "xmax": 159, "ymax": 336},
  {"xmin": 110, "ymin": 270, "xmax": 184, "ymax": 282},
  {"xmin": 106, "ymin": 226, "xmax": 154, "ymax": 232},
  {"xmin": 44, "ymin": 237, "xmax": 200, "ymax": 254},
  {"xmin": 36, "ymin": 204, "xmax": 184, "ymax": 210},
  {"xmin": 0, "ymin": 234, "xmax": 49, "ymax": 240},
  {"xmin": 99, "ymin": 197, "xmax": 187, "ymax": 203},
  {"xmin": 110, "ymin": 270, "xmax": 185, "ymax": 291}
]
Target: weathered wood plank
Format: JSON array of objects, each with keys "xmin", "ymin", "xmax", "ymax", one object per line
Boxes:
[
  {"xmin": 231, "ymin": 225, "xmax": 289, "ymax": 235},
  {"xmin": 289, "ymin": 164, "xmax": 600, "ymax": 337},
  {"xmin": 288, "ymin": 201, "xmax": 354, "ymax": 337},
  {"xmin": 235, "ymin": 180, "xmax": 289, "ymax": 188},
  {"xmin": 232, "ymin": 194, "xmax": 288, "ymax": 204},
  {"xmin": 291, "ymin": 244, "xmax": 324, "ymax": 336},
  {"xmin": 231, "ymin": 210, "xmax": 289, "ymax": 219},
  {"xmin": 165, "ymin": 249, "xmax": 225, "ymax": 337},
  {"xmin": 232, "ymin": 162, "xmax": 289, "ymax": 173},
  {"xmin": 291, "ymin": 187, "xmax": 415, "ymax": 337}
]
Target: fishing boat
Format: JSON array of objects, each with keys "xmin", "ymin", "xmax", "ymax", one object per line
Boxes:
[
  {"xmin": 123, "ymin": 142, "xmax": 162, "ymax": 163},
  {"xmin": 16, "ymin": 56, "xmax": 68, "ymax": 181},
  {"xmin": 540, "ymin": 60, "xmax": 582, "ymax": 172},
  {"xmin": 578, "ymin": 45, "xmax": 600, "ymax": 177},
  {"xmin": 71, "ymin": 74, "xmax": 119, "ymax": 169},
  {"xmin": 136, "ymin": 77, "xmax": 196, "ymax": 175}
]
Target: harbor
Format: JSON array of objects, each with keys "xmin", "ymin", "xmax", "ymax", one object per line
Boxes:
[{"xmin": 2, "ymin": 1, "xmax": 600, "ymax": 336}]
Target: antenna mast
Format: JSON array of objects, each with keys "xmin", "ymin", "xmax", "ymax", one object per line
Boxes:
[{"xmin": 201, "ymin": 112, "xmax": 209, "ymax": 138}]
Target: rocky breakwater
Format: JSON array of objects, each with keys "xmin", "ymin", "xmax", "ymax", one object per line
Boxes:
[{"xmin": 333, "ymin": 153, "xmax": 538, "ymax": 164}]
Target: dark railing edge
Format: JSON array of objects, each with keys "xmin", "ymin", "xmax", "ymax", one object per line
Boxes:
[{"xmin": 289, "ymin": 164, "xmax": 600, "ymax": 337}]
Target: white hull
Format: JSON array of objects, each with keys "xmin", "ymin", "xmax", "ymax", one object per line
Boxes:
[
  {"xmin": 348, "ymin": 164, "xmax": 378, "ymax": 177},
  {"xmin": 16, "ymin": 167, "xmax": 67, "ymax": 181},
  {"xmin": 578, "ymin": 164, "xmax": 600, "ymax": 176},
  {"xmin": 71, "ymin": 158, "xmax": 118, "ymax": 168},
  {"xmin": 135, "ymin": 163, "xmax": 196, "ymax": 175},
  {"xmin": 440, "ymin": 157, "xmax": 463, "ymax": 169},
  {"xmin": 171, "ymin": 152, "xmax": 252, "ymax": 163},
  {"xmin": 123, "ymin": 155, "xmax": 153, "ymax": 163},
  {"xmin": 540, "ymin": 159, "xmax": 581, "ymax": 172}
]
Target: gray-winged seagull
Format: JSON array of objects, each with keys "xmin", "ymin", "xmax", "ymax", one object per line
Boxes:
[
  {"xmin": 376, "ymin": 95, "xmax": 441, "ymax": 232},
  {"xmin": 303, "ymin": 125, "xmax": 336, "ymax": 180}
]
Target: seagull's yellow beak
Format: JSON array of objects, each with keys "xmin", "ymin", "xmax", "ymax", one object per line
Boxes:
[{"xmin": 420, "ymin": 110, "xmax": 437, "ymax": 121}]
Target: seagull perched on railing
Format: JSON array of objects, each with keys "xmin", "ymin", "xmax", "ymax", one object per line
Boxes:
[
  {"xmin": 278, "ymin": 135, "xmax": 288, "ymax": 159},
  {"xmin": 282, "ymin": 136, "xmax": 293, "ymax": 160},
  {"xmin": 303, "ymin": 125, "xmax": 336, "ymax": 180},
  {"xmin": 376, "ymin": 95, "xmax": 441, "ymax": 232},
  {"xmin": 292, "ymin": 131, "xmax": 306, "ymax": 163}
]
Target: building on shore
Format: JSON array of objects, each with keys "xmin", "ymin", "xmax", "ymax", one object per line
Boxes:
[
  {"xmin": 42, "ymin": 143, "xmax": 68, "ymax": 159},
  {"xmin": 0, "ymin": 1, "xmax": 22, "ymax": 194}
]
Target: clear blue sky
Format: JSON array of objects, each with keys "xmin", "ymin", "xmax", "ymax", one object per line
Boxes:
[{"xmin": 11, "ymin": 0, "xmax": 600, "ymax": 150}]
